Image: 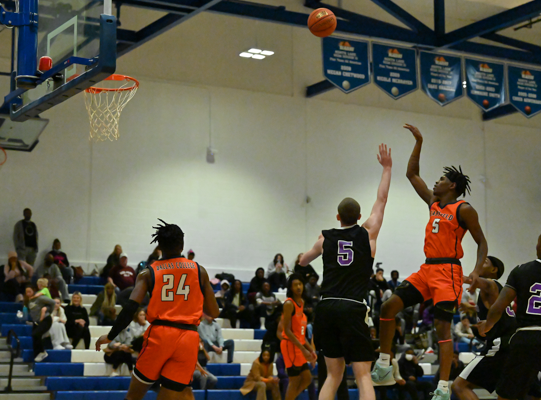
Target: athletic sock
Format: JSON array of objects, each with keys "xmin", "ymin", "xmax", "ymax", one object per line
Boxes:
[
  {"xmin": 437, "ymin": 380, "xmax": 449, "ymax": 392},
  {"xmin": 377, "ymin": 353, "xmax": 391, "ymax": 368}
]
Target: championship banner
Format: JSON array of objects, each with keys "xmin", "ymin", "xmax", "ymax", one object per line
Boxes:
[
  {"xmin": 322, "ymin": 37, "xmax": 370, "ymax": 93},
  {"xmin": 508, "ymin": 65, "xmax": 541, "ymax": 118},
  {"xmin": 420, "ymin": 51, "xmax": 463, "ymax": 106},
  {"xmin": 464, "ymin": 58, "xmax": 505, "ymax": 112},
  {"xmin": 372, "ymin": 43, "xmax": 418, "ymax": 99}
]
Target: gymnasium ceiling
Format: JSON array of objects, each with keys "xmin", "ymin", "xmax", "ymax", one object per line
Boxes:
[{"xmin": 0, "ymin": 0, "xmax": 540, "ymax": 127}]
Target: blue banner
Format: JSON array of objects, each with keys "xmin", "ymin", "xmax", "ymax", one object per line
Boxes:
[
  {"xmin": 508, "ymin": 65, "xmax": 541, "ymax": 118},
  {"xmin": 322, "ymin": 37, "xmax": 370, "ymax": 93},
  {"xmin": 372, "ymin": 43, "xmax": 418, "ymax": 99},
  {"xmin": 465, "ymin": 58, "xmax": 505, "ymax": 112},
  {"xmin": 420, "ymin": 51, "xmax": 463, "ymax": 106}
]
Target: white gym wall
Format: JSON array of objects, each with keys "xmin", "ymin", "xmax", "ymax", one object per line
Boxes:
[{"xmin": 0, "ymin": 4, "xmax": 540, "ymax": 280}]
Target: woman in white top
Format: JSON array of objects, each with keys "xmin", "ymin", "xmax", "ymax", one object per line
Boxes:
[
  {"xmin": 126, "ymin": 309, "xmax": 150, "ymax": 354},
  {"xmin": 50, "ymin": 298, "xmax": 73, "ymax": 350}
]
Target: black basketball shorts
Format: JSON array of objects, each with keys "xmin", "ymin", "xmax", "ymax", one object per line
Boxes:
[
  {"xmin": 459, "ymin": 346, "xmax": 508, "ymax": 393},
  {"xmin": 496, "ymin": 330, "xmax": 541, "ymax": 400},
  {"xmin": 313, "ymin": 298, "xmax": 375, "ymax": 363}
]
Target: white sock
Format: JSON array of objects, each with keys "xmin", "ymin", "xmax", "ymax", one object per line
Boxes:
[
  {"xmin": 377, "ymin": 353, "xmax": 390, "ymax": 368},
  {"xmin": 437, "ymin": 380, "xmax": 449, "ymax": 392}
]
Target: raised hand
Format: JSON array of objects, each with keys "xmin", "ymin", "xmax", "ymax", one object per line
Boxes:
[
  {"xmin": 377, "ymin": 143, "xmax": 392, "ymax": 168},
  {"xmin": 404, "ymin": 124, "xmax": 423, "ymax": 141}
]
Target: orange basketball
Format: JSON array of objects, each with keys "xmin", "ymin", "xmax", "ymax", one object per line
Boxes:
[{"xmin": 308, "ymin": 8, "xmax": 337, "ymax": 38}]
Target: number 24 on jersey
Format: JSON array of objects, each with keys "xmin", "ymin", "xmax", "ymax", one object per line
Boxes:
[{"xmin": 162, "ymin": 273, "xmax": 190, "ymax": 301}]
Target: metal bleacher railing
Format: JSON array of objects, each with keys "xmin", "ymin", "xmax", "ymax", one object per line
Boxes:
[{"xmin": 5, "ymin": 328, "xmax": 21, "ymax": 393}]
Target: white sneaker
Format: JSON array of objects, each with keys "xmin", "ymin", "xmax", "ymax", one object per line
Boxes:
[
  {"xmin": 62, "ymin": 343, "xmax": 73, "ymax": 349},
  {"xmin": 110, "ymin": 370, "xmax": 120, "ymax": 377},
  {"xmin": 34, "ymin": 351, "xmax": 48, "ymax": 362},
  {"xmin": 53, "ymin": 345, "xmax": 65, "ymax": 350}
]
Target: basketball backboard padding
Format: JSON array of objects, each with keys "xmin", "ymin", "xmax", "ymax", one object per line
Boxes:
[{"xmin": 0, "ymin": 114, "xmax": 49, "ymax": 151}]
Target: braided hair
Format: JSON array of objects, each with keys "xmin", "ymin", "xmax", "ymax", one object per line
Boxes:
[
  {"xmin": 443, "ymin": 165, "xmax": 471, "ymax": 197},
  {"xmin": 150, "ymin": 219, "xmax": 184, "ymax": 252}
]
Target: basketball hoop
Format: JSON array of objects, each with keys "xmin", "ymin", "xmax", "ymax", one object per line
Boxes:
[{"xmin": 84, "ymin": 74, "xmax": 139, "ymax": 142}]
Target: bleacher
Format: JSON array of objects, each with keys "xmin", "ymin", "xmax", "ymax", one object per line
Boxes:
[{"xmin": 0, "ymin": 278, "xmax": 492, "ymax": 400}]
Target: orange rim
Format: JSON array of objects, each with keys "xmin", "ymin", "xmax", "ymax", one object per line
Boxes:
[
  {"xmin": 0, "ymin": 147, "xmax": 6, "ymax": 166},
  {"xmin": 85, "ymin": 74, "xmax": 139, "ymax": 94}
]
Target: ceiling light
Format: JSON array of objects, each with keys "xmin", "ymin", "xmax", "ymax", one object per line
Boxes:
[
  {"xmin": 261, "ymin": 50, "xmax": 274, "ymax": 56},
  {"xmin": 251, "ymin": 54, "xmax": 266, "ymax": 60},
  {"xmin": 239, "ymin": 52, "xmax": 253, "ymax": 58},
  {"xmin": 248, "ymin": 48, "xmax": 262, "ymax": 54}
]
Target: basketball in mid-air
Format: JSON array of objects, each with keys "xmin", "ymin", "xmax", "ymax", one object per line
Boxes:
[
  {"xmin": 308, "ymin": 8, "xmax": 337, "ymax": 38},
  {"xmin": 482, "ymin": 99, "xmax": 490, "ymax": 108},
  {"xmin": 525, "ymin": 106, "xmax": 532, "ymax": 115}
]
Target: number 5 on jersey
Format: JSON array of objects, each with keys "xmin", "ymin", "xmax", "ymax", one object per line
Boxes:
[
  {"xmin": 432, "ymin": 218, "xmax": 440, "ymax": 233},
  {"xmin": 162, "ymin": 273, "xmax": 190, "ymax": 301}
]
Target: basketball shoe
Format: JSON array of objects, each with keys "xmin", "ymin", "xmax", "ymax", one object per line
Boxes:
[{"xmin": 371, "ymin": 362, "xmax": 395, "ymax": 385}]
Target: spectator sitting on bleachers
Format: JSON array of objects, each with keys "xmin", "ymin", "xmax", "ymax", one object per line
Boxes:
[
  {"xmin": 454, "ymin": 316, "xmax": 482, "ymax": 350},
  {"xmin": 248, "ymin": 268, "xmax": 267, "ymax": 297},
  {"xmin": 47, "ymin": 239, "xmax": 74, "ymax": 284},
  {"xmin": 261, "ymin": 305, "xmax": 282, "ymax": 356},
  {"xmin": 49, "ymin": 297, "xmax": 73, "ymax": 349},
  {"xmin": 255, "ymin": 282, "xmax": 280, "ymax": 328},
  {"xmin": 267, "ymin": 254, "xmax": 288, "ymax": 292},
  {"xmin": 127, "ymin": 309, "xmax": 150, "ymax": 353},
  {"xmin": 101, "ymin": 244, "xmax": 122, "ymax": 279},
  {"xmin": 387, "ymin": 270, "xmax": 401, "ymax": 292},
  {"xmin": 2, "ymin": 251, "xmax": 33, "ymax": 302},
  {"xmin": 304, "ymin": 273, "xmax": 321, "ymax": 309},
  {"xmin": 240, "ymin": 349, "xmax": 281, "ymax": 400},
  {"xmin": 220, "ymin": 279, "xmax": 255, "ymax": 328},
  {"xmin": 90, "ymin": 282, "xmax": 117, "ymax": 326},
  {"xmin": 34, "ymin": 254, "xmax": 70, "ymax": 303},
  {"xmin": 65, "ymin": 291, "xmax": 91, "ymax": 349},
  {"xmin": 398, "ymin": 348, "xmax": 434, "ymax": 400},
  {"xmin": 215, "ymin": 280, "xmax": 230, "ymax": 309},
  {"xmin": 198, "ymin": 313, "xmax": 235, "ymax": 363},
  {"xmin": 193, "ymin": 337, "xmax": 218, "ymax": 389},
  {"xmin": 292, "ymin": 253, "xmax": 316, "ymax": 283},
  {"xmin": 135, "ymin": 247, "xmax": 161, "ymax": 276},
  {"xmin": 25, "ymin": 284, "xmax": 55, "ymax": 362},
  {"xmin": 104, "ymin": 327, "xmax": 134, "ymax": 377},
  {"xmin": 108, "ymin": 253, "xmax": 135, "ymax": 292}
]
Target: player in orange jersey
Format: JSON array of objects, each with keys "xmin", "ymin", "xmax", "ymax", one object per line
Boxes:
[
  {"xmin": 96, "ymin": 219, "xmax": 219, "ymax": 400},
  {"xmin": 372, "ymin": 125, "xmax": 488, "ymax": 400},
  {"xmin": 281, "ymin": 273, "xmax": 317, "ymax": 400}
]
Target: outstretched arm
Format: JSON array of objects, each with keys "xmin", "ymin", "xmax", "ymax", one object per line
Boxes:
[
  {"xmin": 463, "ymin": 274, "xmax": 499, "ymax": 305},
  {"xmin": 460, "ymin": 204, "xmax": 489, "ymax": 293},
  {"xmin": 404, "ymin": 124, "xmax": 435, "ymax": 205},
  {"xmin": 477, "ymin": 286, "xmax": 516, "ymax": 336},
  {"xmin": 362, "ymin": 144, "xmax": 392, "ymax": 257},
  {"xmin": 299, "ymin": 235, "xmax": 324, "ymax": 266}
]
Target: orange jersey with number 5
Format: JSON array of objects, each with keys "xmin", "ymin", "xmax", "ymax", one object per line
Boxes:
[
  {"xmin": 282, "ymin": 298, "xmax": 307, "ymax": 345},
  {"xmin": 424, "ymin": 201, "xmax": 468, "ymax": 259},
  {"xmin": 146, "ymin": 257, "xmax": 204, "ymax": 325}
]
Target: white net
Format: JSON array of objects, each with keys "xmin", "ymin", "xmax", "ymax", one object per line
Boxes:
[{"xmin": 84, "ymin": 75, "xmax": 138, "ymax": 142}]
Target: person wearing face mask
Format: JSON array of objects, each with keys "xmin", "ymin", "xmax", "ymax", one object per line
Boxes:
[{"xmin": 398, "ymin": 348, "xmax": 434, "ymax": 400}]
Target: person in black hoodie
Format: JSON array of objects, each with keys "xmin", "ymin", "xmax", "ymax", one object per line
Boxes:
[
  {"xmin": 248, "ymin": 268, "xmax": 267, "ymax": 298},
  {"xmin": 220, "ymin": 280, "xmax": 255, "ymax": 328},
  {"xmin": 64, "ymin": 291, "xmax": 91, "ymax": 349},
  {"xmin": 398, "ymin": 348, "xmax": 434, "ymax": 400}
]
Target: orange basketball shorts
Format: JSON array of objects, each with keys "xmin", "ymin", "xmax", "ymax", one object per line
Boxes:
[
  {"xmin": 134, "ymin": 325, "xmax": 199, "ymax": 389},
  {"xmin": 280, "ymin": 339, "xmax": 307, "ymax": 369},
  {"xmin": 406, "ymin": 263, "xmax": 463, "ymax": 306}
]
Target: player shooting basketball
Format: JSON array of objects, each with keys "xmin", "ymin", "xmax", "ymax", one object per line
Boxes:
[
  {"xmin": 96, "ymin": 220, "xmax": 220, "ymax": 400},
  {"xmin": 372, "ymin": 124, "xmax": 488, "ymax": 400}
]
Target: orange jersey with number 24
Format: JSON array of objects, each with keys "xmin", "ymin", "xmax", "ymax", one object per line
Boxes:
[{"xmin": 146, "ymin": 257, "xmax": 204, "ymax": 325}]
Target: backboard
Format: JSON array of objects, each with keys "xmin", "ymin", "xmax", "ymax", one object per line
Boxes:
[{"xmin": 2, "ymin": 0, "xmax": 116, "ymax": 122}]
